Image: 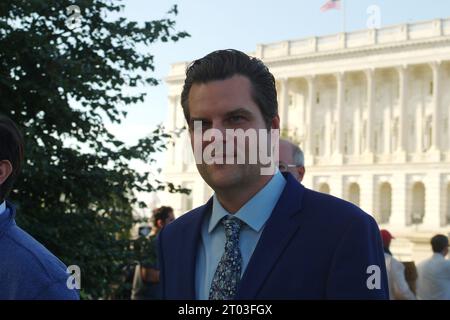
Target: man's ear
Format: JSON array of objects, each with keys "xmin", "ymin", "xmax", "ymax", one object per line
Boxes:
[
  {"xmin": 0, "ymin": 160, "xmax": 13, "ymax": 185},
  {"xmin": 297, "ymin": 166, "xmax": 305, "ymax": 182},
  {"xmin": 271, "ymin": 115, "xmax": 280, "ymax": 130}
]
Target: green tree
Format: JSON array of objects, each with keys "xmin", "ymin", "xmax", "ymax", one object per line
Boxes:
[{"xmin": 0, "ymin": 0, "xmax": 189, "ymax": 299}]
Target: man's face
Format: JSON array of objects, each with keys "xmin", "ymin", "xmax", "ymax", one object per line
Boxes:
[
  {"xmin": 0, "ymin": 160, "xmax": 13, "ymax": 192},
  {"xmin": 157, "ymin": 211, "xmax": 175, "ymax": 230},
  {"xmin": 278, "ymin": 141, "xmax": 304, "ymax": 182},
  {"xmin": 163, "ymin": 211, "xmax": 175, "ymax": 227},
  {"xmin": 187, "ymin": 75, "xmax": 277, "ymax": 191}
]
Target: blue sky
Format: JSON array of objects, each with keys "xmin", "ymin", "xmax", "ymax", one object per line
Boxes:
[{"xmin": 107, "ymin": 0, "xmax": 450, "ymax": 171}]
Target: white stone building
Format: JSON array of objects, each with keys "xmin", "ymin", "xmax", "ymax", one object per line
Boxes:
[{"xmin": 162, "ymin": 18, "xmax": 450, "ymax": 263}]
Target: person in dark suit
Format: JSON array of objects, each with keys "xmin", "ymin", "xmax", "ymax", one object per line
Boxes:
[
  {"xmin": 279, "ymin": 138, "xmax": 305, "ymax": 182},
  {"xmin": 158, "ymin": 49, "xmax": 388, "ymax": 300}
]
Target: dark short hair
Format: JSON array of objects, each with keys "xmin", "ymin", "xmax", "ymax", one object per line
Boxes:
[
  {"xmin": 431, "ymin": 234, "xmax": 449, "ymax": 253},
  {"xmin": 180, "ymin": 49, "xmax": 278, "ymax": 128},
  {"xmin": 0, "ymin": 115, "xmax": 24, "ymax": 202},
  {"xmin": 152, "ymin": 206, "xmax": 173, "ymax": 228}
]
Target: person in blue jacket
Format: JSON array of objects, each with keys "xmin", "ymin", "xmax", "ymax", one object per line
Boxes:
[{"xmin": 0, "ymin": 114, "xmax": 79, "ymax": 300}]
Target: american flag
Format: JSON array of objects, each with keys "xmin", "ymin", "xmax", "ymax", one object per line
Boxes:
[{"xmin": 320, "ymin": 0, "xmax": 341, "ymax": 12}]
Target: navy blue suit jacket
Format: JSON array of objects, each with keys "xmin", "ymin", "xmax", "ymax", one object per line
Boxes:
[{"xmin": 158, "ymin": 173, "xmax": 389, "ymax": 299}]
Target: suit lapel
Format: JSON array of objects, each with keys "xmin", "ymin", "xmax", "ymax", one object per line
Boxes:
[
  {"xmin": 236, "ymin": 174, "xmax": 307, "ymax": 299},
  {"xmin": 177, "ymin": 198, "xmax": 213, "ymax": 299}
]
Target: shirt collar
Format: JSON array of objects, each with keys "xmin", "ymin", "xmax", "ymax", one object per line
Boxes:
[
  {"xmin": 209, "ymin": 169, "xmax": 286, "ymax": 233},
  {"xmin": 0, "ymin": 201, "xmax": 6, "ymax": 216},
  {"xmin": 432, "ymin": 253, "xmax": 446, "ymax": 260}
]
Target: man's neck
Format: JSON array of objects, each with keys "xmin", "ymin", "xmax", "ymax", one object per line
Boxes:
[
  {"xmin": 214, "ymin": 174, "xmax": 274, "ymax": 214},
  {"xmin": 433, "ymin": 252, "xmax": 446, "ymax": 258}
]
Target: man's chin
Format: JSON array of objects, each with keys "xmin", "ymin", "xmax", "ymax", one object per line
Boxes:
[{"xmin": 201, "ymin": 164, "xmax": 243, "ymax": 190}]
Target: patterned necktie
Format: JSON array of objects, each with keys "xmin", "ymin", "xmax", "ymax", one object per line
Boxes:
[{"xmin": 209, "ymin": 216, "xmax": 243, "ymax": 300}]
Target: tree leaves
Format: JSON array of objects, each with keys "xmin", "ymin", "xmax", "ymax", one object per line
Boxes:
[{"xmin": 0, "ymin": 0, "xmax": 190, "ymax": 299}]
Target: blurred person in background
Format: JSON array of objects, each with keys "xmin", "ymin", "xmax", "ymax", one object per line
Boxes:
[
  {"xmin": 380, "ymin": 229, "xmax": 416, "ymax": 300},
  {"xmin": 131, "ymin": 206, "xmax": 174, "ymax": 300},
  {"xmin": 278, "ymin": 138, "xmax": 305, "ymax": 183},
  {"xmin": 417, "ymin": 234, "xmax": 450, "ymax": 300}
]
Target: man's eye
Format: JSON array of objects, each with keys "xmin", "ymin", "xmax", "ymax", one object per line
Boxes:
[
  {"xmin": 197, "ymin": 121, "xmax": 211, "ymax": 129},
  {"xmin": 190, "ymin": 120, "xmax": 211, "ymax": 128},
  {"xmin": 229, "ymin": 116, "xmax": 245, "ymax": 123}
]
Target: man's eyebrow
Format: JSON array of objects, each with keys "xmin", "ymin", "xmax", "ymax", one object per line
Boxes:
[
  {"xmin": 190, "ymin": 108, "xmax": 253, "ymax": 123},
  {"xmin": 188, "ymin": 117, "xmax": 210, "ymax": 128},
  {"xmin": 224, "ymin": 108, "xmax": 254, "ymax": 118},
  {"xmin": 190, "ymin": 117, "xmax": 210, "ymax": 122}
]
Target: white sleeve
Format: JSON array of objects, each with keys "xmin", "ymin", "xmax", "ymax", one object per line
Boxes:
[{"xmin": 391, "ymin": 259, "xmax": 416, "ymax": 300}]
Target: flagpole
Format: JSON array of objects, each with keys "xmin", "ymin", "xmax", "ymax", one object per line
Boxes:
[{"xmin": 342, "ymin": 0, "xmax": 346, "ymax": 33}]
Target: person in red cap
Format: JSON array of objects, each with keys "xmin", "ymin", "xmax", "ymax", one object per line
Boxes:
[
  {"xmin": 380, "ymin": 229, "xmax": 416, "ymax": 300},
  {"xmin": 381, "ymin": 230, "xmax": 395, "ymax": 255}
]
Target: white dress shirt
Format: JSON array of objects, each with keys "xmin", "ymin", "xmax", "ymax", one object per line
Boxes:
[
  {"xmin": 0, "ymin": 201, "xmax": 6, "ymax": 216},
  {"xmin": 384, "ymin": 253, "xmax": 416, "ymax": 300},
  {"xmin": 417, "ymin": 253, "xmax": 450, "ymax": 300},
  {"xmin": 195, "ymin": 170, "xmax": 286, "ymax": 300}
]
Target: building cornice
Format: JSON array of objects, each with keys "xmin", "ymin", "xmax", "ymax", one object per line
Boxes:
[
  {"xmin": 264, "ymin": 37, "xmax": 450, "ymax": 69},
  {"xmin": 166, "ymin": 17, "xmax": 450, "ymax": 83}
]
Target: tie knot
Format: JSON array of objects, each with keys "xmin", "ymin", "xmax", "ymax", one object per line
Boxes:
[{"xmin": 222, "ymin": 216, "xmax": 243, "ymax": 239}]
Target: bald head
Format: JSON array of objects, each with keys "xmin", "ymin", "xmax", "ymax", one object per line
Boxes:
[{"xmin": 278, "ymin": 139, "xmax": 305, "ymax": 182}]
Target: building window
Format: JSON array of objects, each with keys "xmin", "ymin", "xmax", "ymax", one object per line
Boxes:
[
  {"xmin": 411, "ymin": 182, "xmax": 425, "ymax": 225},
  {"xmin": 446, "ymin": 183, "xmax": 450, "ymax": 225},
  {"xmin": 314, "ymin": 134, "xmax": 320, "ymax": 156},
  {"xmin": 374, "ymin": 131, "xmax": 379, "ymax": 153},
  {"xmin": 348, "ymin": 183, "xmax": 360, "ymax": 207},
  {"xmin": 445, "ymin": 116, "xmax": 450, "ymax": 151},
  {"xmin": 344, "ymin": 135, "xmax": 348, "ymax": 154},
  {"xmin": 318, "ymin": 183, "xmax": 330, "ymax": 194},
  {"xmin": 344, "ymin": 130, "xmax": 353, "ymax": 155},
  {"xmin": 378, "ymin": 183, "xmax": 392, "ymax": 224}
]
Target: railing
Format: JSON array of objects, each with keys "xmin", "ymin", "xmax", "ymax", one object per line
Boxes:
[
  {"xmin": 167, "ymin": 18, "xmax": 450, "ymax": 77},
  {"xmin": 255, "ymin": 18, "xmax": 450, "ymax": 60}
]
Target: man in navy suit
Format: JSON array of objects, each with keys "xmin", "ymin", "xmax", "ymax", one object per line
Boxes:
[{"xmin": 158, "ymin": 49, "xmax": 388, "ymax": 300}]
